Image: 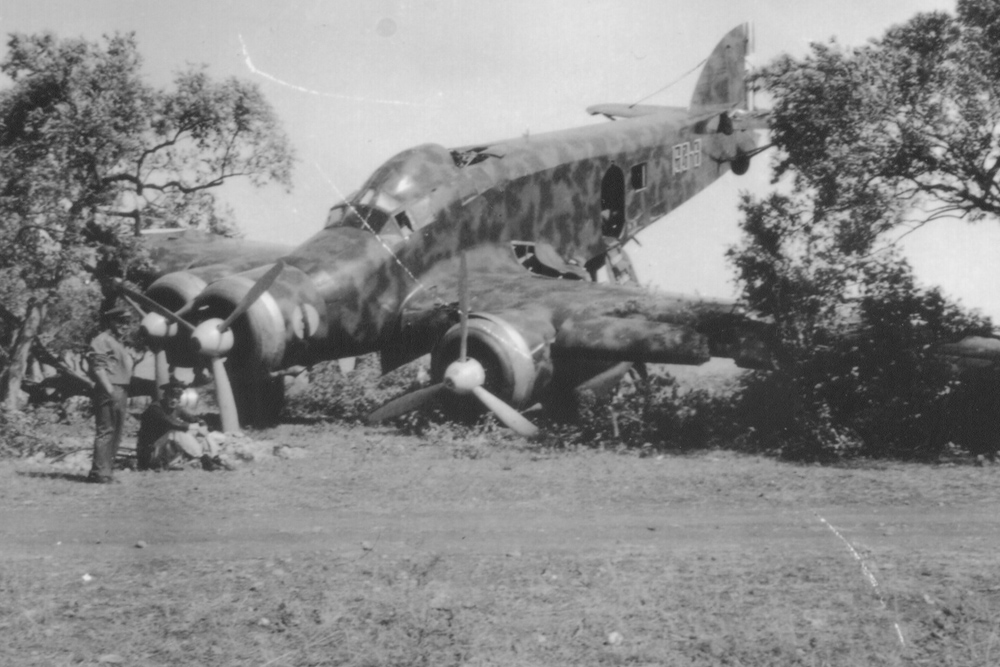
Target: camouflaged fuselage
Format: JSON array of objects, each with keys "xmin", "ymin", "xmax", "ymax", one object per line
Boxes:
[{"xmin": 266, "ymin": 106, "xmax": 757, "ymax": 369}]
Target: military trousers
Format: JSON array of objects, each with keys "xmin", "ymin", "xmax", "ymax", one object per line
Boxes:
[{"xmin": 89, "ymin": 385, "xmax": 128, "ymax": 481}]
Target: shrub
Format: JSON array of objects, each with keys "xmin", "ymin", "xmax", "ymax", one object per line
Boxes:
[
  {"xmin": 0, "ymin": 408, "xmax": 63, "ymax": 458},
  {"xmin": 545, "ymin": 369, "xmax": 742, "ymax": 453},
  {"xmin": 283, "ymin": 355, "xmax": 428, "ymax": 424},
  {"xmin": 732, "ymin": 259, "xmax": 991, "ymax": 461}
]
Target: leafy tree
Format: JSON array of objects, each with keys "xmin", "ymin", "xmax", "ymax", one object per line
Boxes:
[
  {"xmin": 762, "ymin": 0, "xmax": 1000, "ymax": 236},
  {"xmin": 730, "ymin": 193, "xmax": 991, "ymax": 460},
  {"xmin": 0, "ymin": 31, "xmax": 295, "ymax": 410},
  {"xmin": 729, "ymin": 0, "xmax": 1000, "ymax": 459}
]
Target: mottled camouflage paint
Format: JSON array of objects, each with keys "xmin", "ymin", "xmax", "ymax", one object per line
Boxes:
[{"xmin": 146, "ymin": 26, "xmax": 766, "ymax": 408}]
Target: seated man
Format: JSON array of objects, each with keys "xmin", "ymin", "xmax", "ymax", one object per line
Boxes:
[{"xmin": 137, "ymin": 379, "xmax": 229, "ymax": 471}]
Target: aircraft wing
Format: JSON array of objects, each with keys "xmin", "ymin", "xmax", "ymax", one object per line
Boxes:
[
  {"xmin": 390, "ymin": 245, "xmax": 772, "ymax": 372},
  {"xmin": 140, "ymin": 228, "xmax": 294, "ymax": 278}
]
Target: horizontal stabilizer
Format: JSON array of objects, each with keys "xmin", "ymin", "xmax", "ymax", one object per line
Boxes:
[
  {"xmin": 586, "ymin": 104, "xmax": 686, "ymax": 119},
  {"xmin": 938, "ymin": 336, "xmax": 1000, "ymax": 361}
]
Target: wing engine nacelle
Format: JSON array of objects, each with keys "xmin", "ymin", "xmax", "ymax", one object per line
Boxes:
[
  {"xmin": 140, "ymin": 270, "xmax": 212, "ymax": 365},
  {"xmin": 192, "ymin": 273, "xmax": 288, "ymax": 371},
  {"xmin": 431, "ymin": 313, "xmax": 553, "ymax": 410}
]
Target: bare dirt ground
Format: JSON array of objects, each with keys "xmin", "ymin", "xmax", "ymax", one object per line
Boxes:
[{"xmin": 2, "ymin": 421, "xmax": 999, "ymax": 666}]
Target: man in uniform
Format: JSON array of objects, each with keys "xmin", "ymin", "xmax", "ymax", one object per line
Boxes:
[
  {"xmin": 137, "ymin": 378, "xmax": 229, "ymax": 471},
  {"xmin": 87, "ymin": 305, "xmax": 134, "ymax": 484}
]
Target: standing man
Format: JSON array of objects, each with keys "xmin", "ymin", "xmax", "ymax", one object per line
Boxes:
[{"xmin": 87, "ymin": 305, "xmax": 134, "ymax": 484}]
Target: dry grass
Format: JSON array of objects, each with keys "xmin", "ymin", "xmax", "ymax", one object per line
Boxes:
[{"xmin": 1, "ymin": 422, "xmax": 998, "ymax": 666}]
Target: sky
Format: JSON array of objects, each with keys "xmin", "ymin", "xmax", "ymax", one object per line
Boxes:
[{"xmin": 4, "ymin": 0, "xmax": 996, "ymax": 319}]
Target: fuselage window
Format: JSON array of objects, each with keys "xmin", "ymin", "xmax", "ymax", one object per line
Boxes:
[
  {"xmin": 631, "ymin": 163, "xmax": 647, "ymax": 190},
  {"xmin": 395, "ymin": 211, "xmax": 414, "ymax": 238}
]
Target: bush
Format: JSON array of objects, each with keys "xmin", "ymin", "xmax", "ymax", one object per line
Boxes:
[
  {"xmin": 283, "ymin": 355, "xmax": 428, "ymax": 424},
  {"xmin": 0, "ymin": 408, "xmax": 63, "ymax": 458},
  {"xmin": 732, "ymin": 260, "xmax": 991, "ymax": 461},
  {"xmin": 540, "ymin": 369, "xmax": 742, "ymax": 453},
  {"xmin": 284, "ymin": 355, "xmax": 745, "ymax": 453}
]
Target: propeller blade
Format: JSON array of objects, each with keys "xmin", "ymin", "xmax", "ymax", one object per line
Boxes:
[
  {"xmin": 367, "ymin": 383, "xmax": 447, "ymax": 424},
  {"xmin": 114, "ymin": 281, "xmax": 195, "ymax": 332},
  {"xmin": 211, "ymin": 356, "xmax": 241, "ymax": 434},
  {"xmin": 218, "ymin": 260, "xmax": 285, "ymax": 333},
  {"xmin": 471, "ymin": 385, "xmax": 539, "ymax": 437},
  {"xmin": 119, "ymin": 294, "xmax": 147, "ymax": 318},
  {"xmin": 458, "ymin": 252, "xmax": 469, "ymax": 362}
]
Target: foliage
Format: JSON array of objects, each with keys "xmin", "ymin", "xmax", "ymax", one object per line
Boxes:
[
  {"xmin": 730, "ymin": 192, "xmax": 992, "ymax": 460},
  {"xmin": 725, "ymin": 0, "xmax": 1000, "ymax": 460},
  {"xmin": 547, "ymin": 370, "xmax": 742, "ymax": 454},
  {"xmin": 0, "ymin": 30, "xmax": 294, "ymax": 410},
  {"xmin": 286, "ymin": 356, "xmax": 742, "ymax": 454},
  {"xmin": 0, "ymin": 407, "xmax": 63, "ymax": 458},
  {"xmin": 283, "ymin": 355, "xmax": 426, "ymax": 425},
  {"xmin": 761, "ymin": 0, "xmax": 1000, "ymax": 231},
  {"xmin": 0, "ymin": 32, "xmax": 293, "ymax": 256}
]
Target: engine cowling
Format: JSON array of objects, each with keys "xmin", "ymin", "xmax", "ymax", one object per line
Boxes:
[
  {"xmin": 140, "ymin": 270, "xmax": 213, "ymax": 366},
  {"xmin": 430, "ymin": 313, "xmax": 553, "ymax": 410},
  {"xmin": 192, "ymin": 274, "xmax": 288, "ymax": 371}
]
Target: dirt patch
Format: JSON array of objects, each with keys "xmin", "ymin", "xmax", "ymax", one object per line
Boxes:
[{"xmin": 2, "ymin": 423, "xmax": 999, "ymax": 665}]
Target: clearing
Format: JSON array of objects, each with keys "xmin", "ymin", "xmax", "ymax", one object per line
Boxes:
[{"xmin": 1, "ymin": 422, "xmax": 998, "ymax": 666}]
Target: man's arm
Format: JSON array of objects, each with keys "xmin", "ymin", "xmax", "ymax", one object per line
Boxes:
[
  {"xmin": 177, "ymin": 407, "xmax": 205, "ymax": 426},
  {"xmin": 92, "ymin": 367, "xmax": 115, "ymax": 395},
  {"xmin": 89, "ymin": 334, "xmax": 118, "ymax": 394},
  {"xmin": 142, "ymin": 404, "xmax": 194, "ymax": 431}
]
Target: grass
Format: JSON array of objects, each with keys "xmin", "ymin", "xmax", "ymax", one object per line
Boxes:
[
  {"xmin": 1, "ymin": 420, "xmax": 999, "ymax": 665},
  {"xmin": 0, "ymin": 540, "xmax": 923, "ymax": 666}
]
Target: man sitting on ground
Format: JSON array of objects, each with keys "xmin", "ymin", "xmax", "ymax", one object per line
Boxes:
[{"xmin": 137, "ymin": 379, "xmax": 229, "ymax": 471}]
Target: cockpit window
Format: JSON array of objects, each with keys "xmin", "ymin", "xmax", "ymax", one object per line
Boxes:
[
  {"xmin": 395, "ymin": 211, "xmax": 414, "ymax": 233},
  {"xmin": 325, "ymin": 190, "xmax": 424, "ymax": 237},
  {"xmin": 376, "ymin": 192, "xmax": 394, "ymax": 210},
  {"xmin": 325, "ymin": 204, "xmax": 349, "ymax": 227},
  {"xmin": 324, "ymin": 203, "xmax": 391, "ymax": 234}
]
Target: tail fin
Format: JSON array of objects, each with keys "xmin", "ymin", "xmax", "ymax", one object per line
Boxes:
[{"xmin": 690, "ymin": 24, "xmax": 750, "ymax": 114}]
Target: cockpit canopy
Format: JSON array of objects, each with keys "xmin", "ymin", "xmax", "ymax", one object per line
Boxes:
[
  {"xmin": 325, "ymin": 143, "xmax": 461, "ymax": 240},
  {"xmin": 324, "ymin": 190, "xmax": 427, "ymax": 241}
]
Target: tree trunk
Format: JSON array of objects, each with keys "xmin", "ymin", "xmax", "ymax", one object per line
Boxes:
[{"xmin": 2, "ymin": 298, "xmax": 47, "ymax": 412}]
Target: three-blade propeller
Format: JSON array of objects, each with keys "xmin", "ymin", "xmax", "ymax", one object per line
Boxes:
[
  {"xmin": 113, "ymin": 261, "xmax": 285, "ymax": 433},
  {"xmin": 367, "ymin": 253, "xmax": 538, "ymax": 437}
]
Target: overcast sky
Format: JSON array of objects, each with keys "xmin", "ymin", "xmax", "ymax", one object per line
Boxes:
[{"xmin": 5, "ymin": 1, "xmax": 996, "ymax": 320}]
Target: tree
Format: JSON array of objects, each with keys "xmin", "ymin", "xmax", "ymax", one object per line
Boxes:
[
  {"xmin": 728, "ymin": 1, "xmax": 1000, "ymax": 459},
  {"xmin": 729, "ymin": 192, "xmax": 990, "ymax": 460},
  {"xmin": 762, "ymin": 0, "xmax": 1000, "ymax": 237},
  {"xmin": 0, "ymin": 31, "xmax": 295, "ymax": 410}
]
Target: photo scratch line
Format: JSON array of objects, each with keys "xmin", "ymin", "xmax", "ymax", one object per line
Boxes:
[{"xmin": 238, "ymin": 34, "xmax": 429, "ymax": 108}]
